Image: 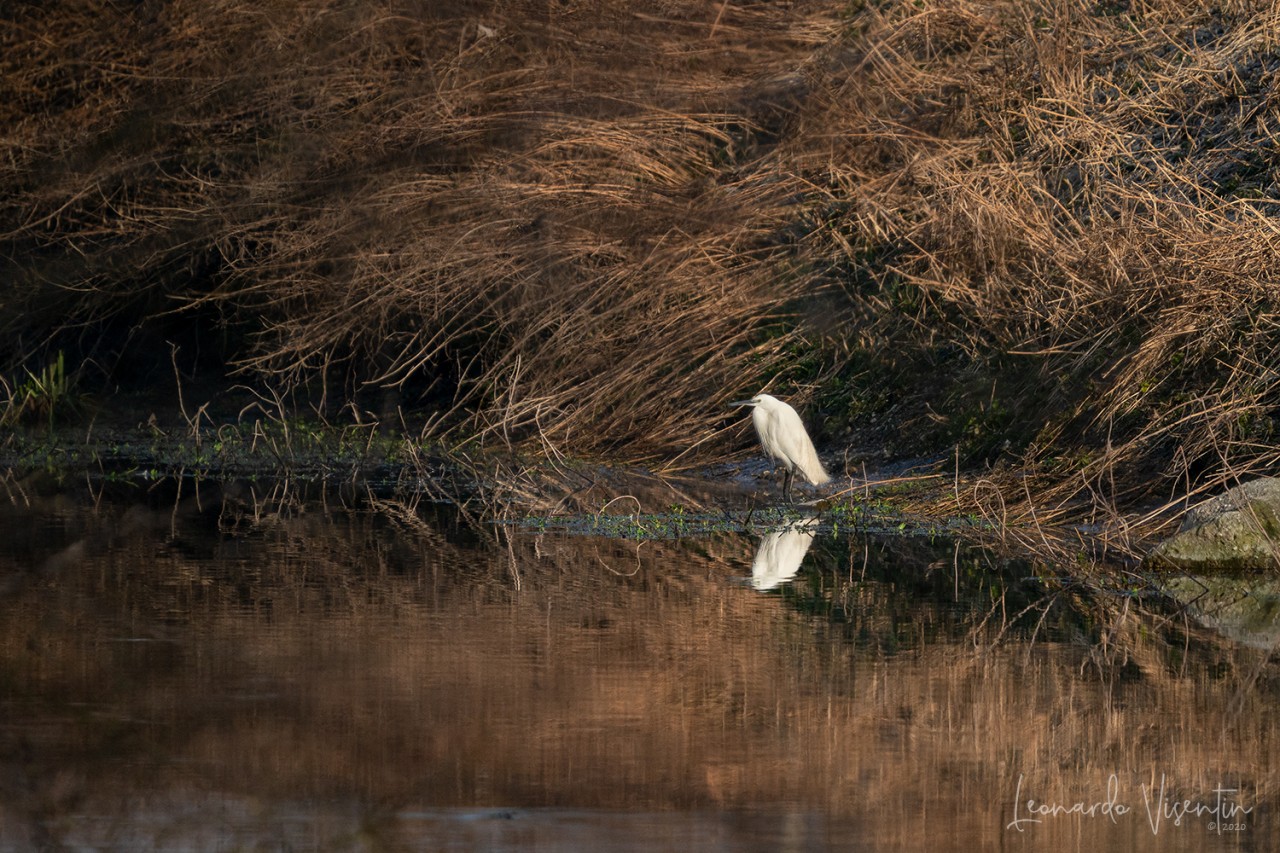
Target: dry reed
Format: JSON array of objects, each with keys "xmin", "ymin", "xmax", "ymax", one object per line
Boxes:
[{"xmin": 5, "ymin": 0, "xmax": 1280, "ymax": 520}]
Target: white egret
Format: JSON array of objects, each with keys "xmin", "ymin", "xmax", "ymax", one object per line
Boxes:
[{"xmin": 730, "ymin": 393, "xmax": 830, "ymax": 503}]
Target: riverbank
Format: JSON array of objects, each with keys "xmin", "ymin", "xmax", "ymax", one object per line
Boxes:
[
  {"xmin": 5, "ymin": 0, "xmax": 1279, "ymax": 531},
  {"xmin": 0, "ymin": 403, "xmax": 1165, "ymax": 573}
]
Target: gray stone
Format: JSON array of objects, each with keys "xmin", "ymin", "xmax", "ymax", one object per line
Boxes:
[{"xmin": 1147, "ymin": 477, "xmax": 1280, "ymax": 571}]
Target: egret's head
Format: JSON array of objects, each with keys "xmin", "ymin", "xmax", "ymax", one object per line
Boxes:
[{"xmin": 730, "ymin": 393, "xmax": 777, "ymax": 409}]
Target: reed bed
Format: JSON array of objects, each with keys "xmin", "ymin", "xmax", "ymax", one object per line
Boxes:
[
  {"xmin": 795, "ymin": 0, "xmax": 1280, "ymax": 514},
  {"xmin": 4, "ymin": 0, "xmax": 1280, "ymax": 517},
  {"xmin": 1, "ymin": 0, "xmax": 843, "ymax": 460}
]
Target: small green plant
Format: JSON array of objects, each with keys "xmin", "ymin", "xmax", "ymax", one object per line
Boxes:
[
  {"xmin": 1, "ymin": 352, "xmax": 75, "ymax": 428},
  {"xmin": 669, "ymin": 503, "xmax": 687, "ymax": 535}
]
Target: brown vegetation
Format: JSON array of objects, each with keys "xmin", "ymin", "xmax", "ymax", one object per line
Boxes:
[
  {"xmin": 803, "ymin": 0, "xmax": 1280, "ymax": 518},
  {"xmin": 4, "ymin": 0, "xmax": 1280, "ymax": 516},
  {"xmin": 2, "ymin": 0, "xmax": 840, "ymax": 458}
]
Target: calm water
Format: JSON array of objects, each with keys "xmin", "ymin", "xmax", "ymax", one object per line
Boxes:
[{"xmin": 0, "ymin": 479, "xmax": 1274, "ymax": 851}]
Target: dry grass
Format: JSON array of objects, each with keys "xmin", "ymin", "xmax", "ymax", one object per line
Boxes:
[
  {"xmin": 4, "ymin": 0, "xmax": 1280, "ymax": 518},
  {"xmin": 795, "ymin": 0, "xmax": 1280, "ymax": 516},
  {"xmin": 1, "ymin": 0, "xmax": 844, "ymax": 460}
]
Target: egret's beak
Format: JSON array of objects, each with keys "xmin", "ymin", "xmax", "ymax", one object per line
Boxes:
[{"xmin": 729, "ymin": 399, "xmax": 756, "ymax": 408}]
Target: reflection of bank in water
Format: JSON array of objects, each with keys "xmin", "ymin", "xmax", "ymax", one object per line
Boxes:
[
  {"xmin": 1160, "ymin": 574, "xmax": 1280, "ymax": 649},
  {"xmin": 750, "ymin": 521, "xmax": 817, "ymax": 591}
]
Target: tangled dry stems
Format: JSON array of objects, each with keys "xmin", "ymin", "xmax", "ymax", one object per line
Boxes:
[
  {"xmin": 3, "ymin": 0, "xmax": 844, "ymax": 460},
  {"xmin": 801, "ymin": 0, "xmax": 1280, "ymax": 517},
  {"xmin": 4, "ymin": 0, "xmax": 1280, "ymax": 521}
]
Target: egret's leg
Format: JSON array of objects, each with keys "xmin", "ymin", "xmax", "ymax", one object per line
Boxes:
[{"xmin": 783, "ymin": 469, "xmax": 794, "ymax": 504}]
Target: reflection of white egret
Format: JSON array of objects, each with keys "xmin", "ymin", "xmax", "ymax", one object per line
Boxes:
[
  {"xmin": 751, "ymin": 522, "xmax": 818, "ymax": 591},
  {"xmin": 730, "ymin": 393, "xmax": 829, "ymax": 503}
]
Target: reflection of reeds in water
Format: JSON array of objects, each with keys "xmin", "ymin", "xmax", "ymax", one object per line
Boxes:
[{"xmin": 0, "ymin": 491, "xmax": 1276, "ymax": 848}]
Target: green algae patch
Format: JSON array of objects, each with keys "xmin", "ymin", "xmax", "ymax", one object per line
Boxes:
[{"xmin": 510, "ymin": 499, "xmax": 991, "ymax": 542}]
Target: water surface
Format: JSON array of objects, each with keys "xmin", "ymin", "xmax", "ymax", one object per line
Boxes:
[{"xmin": 0, "ymin": 479, "xmax": 1274, "ymax": 850}]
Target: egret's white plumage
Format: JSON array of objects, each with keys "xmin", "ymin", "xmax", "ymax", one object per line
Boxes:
[{"xmin": 730, "ymin": 393, "xmax": 829, "ymax": 502}]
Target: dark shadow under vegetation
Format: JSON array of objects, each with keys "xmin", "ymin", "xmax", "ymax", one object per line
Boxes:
[{"xmin": 5, "ymin": 0, "xmax": 1280, "ymax": 538}]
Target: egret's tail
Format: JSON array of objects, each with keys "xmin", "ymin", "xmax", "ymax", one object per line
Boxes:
[{"xmin": 796, "ymin": 445, "xmax": 830, "ymax": 486}]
